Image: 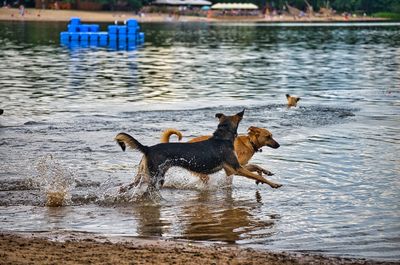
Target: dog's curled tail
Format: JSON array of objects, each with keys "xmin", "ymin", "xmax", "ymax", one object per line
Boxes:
[
  {"xmin": 115, "ymin": 133, "xmax": 148, "ymax": 154},
  {"xmin": 160, "ymin": 128, "xmax": 183, "ymax": 143}
]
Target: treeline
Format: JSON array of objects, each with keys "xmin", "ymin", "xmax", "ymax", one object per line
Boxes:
[
  {"xmin": 223, "ymin": 0, "xmax": 400, "ymax": 14},
  {"xmin": 292, "ymin": 0, "xmax": 399, "ymax": 14},
  {"xmin": 27, "ymin": 0, "xmax": 398, "ymax": 13},
  {"xmin": 131, "ymin": 0, "xmax": 399, "ymax": 13}
]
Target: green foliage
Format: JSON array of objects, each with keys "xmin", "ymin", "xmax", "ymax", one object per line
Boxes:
[
  {"xmin": 127, "ymin": 0, "xmax": 142, "ymax": 9},
  {"xmin": 391, "ymin": 2, "xmax": 400, "ymax": 13},
  {"xmin": 331, "ymin": 0, "xmax": 359, "ymax": 12},
  {"xmin": 330, "ymin": 0, "xmax": 400, "ymax": 13},
  {"xmin": 90, "ymin": 0, "xmax": 112, "ymax": 4},
  {"xmin": 373, "ymin": 12, "xmax": 400, "ymax": 20},
  {"xmin": 266, "ymin": 0, "xmax": 400, "ymax": 13}
]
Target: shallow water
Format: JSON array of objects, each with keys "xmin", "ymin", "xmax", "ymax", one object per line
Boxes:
[{"xmin": 0, "ymin": 21, "xmax": 399, "ymax": 261}]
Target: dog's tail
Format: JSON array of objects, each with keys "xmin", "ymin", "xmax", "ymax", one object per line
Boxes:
[
  {"xmin": 160, "ymin": 128, "xmax": 183, "ymax": 143},
  {"xmin": 115, "ymin": 133, "xmax": 148, "ymax": 154}
]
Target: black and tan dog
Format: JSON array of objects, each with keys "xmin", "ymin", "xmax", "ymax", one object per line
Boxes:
[
  {"xmin": 161, "ymin": 126, "xmax": 280, "ymax": 182},
  {"xmin": 115, "ymin": 110, "xmax": 282, "ymax": 191}
]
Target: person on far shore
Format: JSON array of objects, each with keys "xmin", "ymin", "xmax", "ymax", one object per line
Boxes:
[{"xmin": 18, "ymin": 4, "xmax": 24, "ymax": 16}]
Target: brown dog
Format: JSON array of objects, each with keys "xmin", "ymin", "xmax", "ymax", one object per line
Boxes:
[
  {"xmin": 116, "ymin": 111, "xmax": 282, "ymax": 192},
  {"xmin": 161, "ymin": 126, "xmax": 280, "ymax": 183},
  {"xmin": 286, "ymin": 94, "xmax": 300, "ymax": 108}
]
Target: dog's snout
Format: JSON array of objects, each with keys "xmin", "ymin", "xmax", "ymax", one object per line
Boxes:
[{"xmin": 269, "ymin": 140, "xmax": 280, "ymax": 149}]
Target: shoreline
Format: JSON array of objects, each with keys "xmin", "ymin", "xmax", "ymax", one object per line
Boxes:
[
  {"xmin": 0, "ymin": 8, "xmax": 389, "ymax": 23},
  {"xmin": 0, "ymin": 232, "xmax": 397, "ymax": 265}
]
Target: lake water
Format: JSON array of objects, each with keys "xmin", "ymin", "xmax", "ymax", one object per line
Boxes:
[{"xmin": 0, "ymin": 21, "xmax": 399, "ymax": 261}]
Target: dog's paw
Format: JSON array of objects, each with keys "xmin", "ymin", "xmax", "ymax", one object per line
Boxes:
[
  {"xmin": 271, "ymin": 183, "xmax": 282, "ymax": 189},
  {"xmin": 263, "ymin": 170, "xmax": 274, "ymax": 176},
  {"xmin": 256, "ymin": 181, "xmax": 282, "ymax": 188}
]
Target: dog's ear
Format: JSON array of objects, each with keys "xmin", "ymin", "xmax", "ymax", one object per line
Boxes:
[
  {"xmin": 248, "ymin": 126, "xmax": 259, "ymax": 136},
  {"xmin": 215, "ymin": 113, "xmax": 224, "ymax": 119},
  {"xmin": 236, "ymin": 109, "xmax": 245, "ymax": 119},
  {"xmin": 286, "ymin": 94, "xmax": 290, "ymax": 99},
  {"xmin": 296, "ymin": 97, "xmax": 301, "ymax": 102}
]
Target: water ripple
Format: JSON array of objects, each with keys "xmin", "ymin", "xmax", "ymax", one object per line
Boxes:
[{"xmin": 0, "ymin": 21, "xmax": 399, "ymax": 261}]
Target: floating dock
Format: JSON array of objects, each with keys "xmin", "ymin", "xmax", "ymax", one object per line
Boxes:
[{"xmin": 60, "ymin": 17, "xmax": 145, "ymax": 50}]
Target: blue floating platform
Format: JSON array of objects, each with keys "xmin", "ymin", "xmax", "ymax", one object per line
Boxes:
[
  {"xmin": 70, "ymin": 17, "xmax": 81, "ymax": 25},
  {"xmin": 60, "ymin": 18, "xmax": 144, "ymax": 50}
]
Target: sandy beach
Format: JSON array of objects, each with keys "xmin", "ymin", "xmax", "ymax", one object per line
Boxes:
[
  {"xmin": 0, "ymin": 232, "xmax": 397, "ymax": 265},
  {"xmin": 0, "ymin": 7, "xmax": 387, "ymax": 23}
]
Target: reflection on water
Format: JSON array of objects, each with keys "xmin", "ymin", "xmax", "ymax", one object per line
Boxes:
[
  {"xmin": 132, "ymin": 202, "xmax": 166, "ymax": 238},
  {"xmin": 179, "ymin": 189, "xmax": 276, "ymax": 243},
  {"xmin": 0, "ymin": 21, "xmax": 399, "ymax": 261}
]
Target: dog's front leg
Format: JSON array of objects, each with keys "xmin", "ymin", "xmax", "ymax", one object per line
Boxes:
[
  {"xmin": 233, "ymin": 166, "xmax": 282, "ymax": 189},
  {"xmin": 244, "ymin": 164, "xmax": 274, "ymax": 176}
]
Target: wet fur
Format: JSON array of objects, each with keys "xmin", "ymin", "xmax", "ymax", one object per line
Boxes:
[
  {"xmin": 161, "ymin": 126, "xmax": 280, "ymax": 182},
  {"xmin": 286, "ymin": 94, "xmax": 301, "ymax": 108},
  {"xmin": 115, "ymin": 110, "xmax": 282, "ymax": 191}
]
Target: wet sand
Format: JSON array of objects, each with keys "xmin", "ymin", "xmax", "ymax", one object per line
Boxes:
[
  {"xmin": 0, "ymin": 232, "xmax": 397, "ymax": 265},
  {"xmin": 0, "ymin": 7, "xmax": 386, "ymax": 23}
]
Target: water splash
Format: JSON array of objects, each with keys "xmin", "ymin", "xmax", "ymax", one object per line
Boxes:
[
  {"xmin": 35, "ymin": 155, "xmax": 76, "ymax": 207},
  {"xmin": 163, "ymin": 169, "xmax": 233, "ymax": 191},
  {"xmin": 96, "ymin": 174, "xmax": 162, "ymax": 205},
  {"xmin": 95, "ymin": 163, "xmax": 233, "ymax": 205}
]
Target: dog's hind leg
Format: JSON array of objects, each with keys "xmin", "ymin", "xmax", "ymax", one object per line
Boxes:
[
  {"xmin": 244, "ymin": 164, "xmax": 274, "ymax": 176},
  {"xmin": 147, "ymin": 162, "xmax": 170, "ymax": 190},
  {"xmin": 119, "ymin": 157, "xmax": 150, "ymax": 193}
]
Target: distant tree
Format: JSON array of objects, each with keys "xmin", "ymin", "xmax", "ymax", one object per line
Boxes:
[
  {"xmin": 275, "ymin": 0, "xmax": 400, "ymax": 13},
  {"xmin": 88, "ymin": 0, "xmax": 143, "ymax": 10},
  {"xmin": 127, "ymin": 0, "xmax": 142, "ymax": 10},
  {"xmin": 331, "ymin": 0, "xmax": 360, "ymax": 12},
  {"xmin": 359, "ymin": 0, "xmax": 400, "ymax": 13}
]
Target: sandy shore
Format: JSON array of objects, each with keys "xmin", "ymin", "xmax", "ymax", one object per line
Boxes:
[
  {"xmin": 0, "ymin": 7, "xmax": 387, "ymax": 23},
  {"xmin": 0, "ymin": 232, "xmax": 397, "ymax": 265}
]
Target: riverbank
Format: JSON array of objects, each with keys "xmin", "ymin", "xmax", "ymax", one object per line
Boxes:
[
  {"xmin": 0, "ymin": 232, "xmax": 397, "ymax": 265},
  {"xmin": 0, "ymin": 7, "xmax": 387, "ymax": 23}
]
